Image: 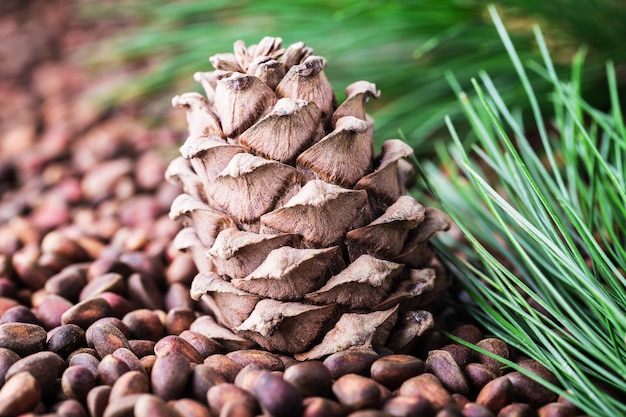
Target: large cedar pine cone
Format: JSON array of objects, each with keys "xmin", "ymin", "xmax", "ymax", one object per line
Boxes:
[{"xmin": 166, "ymin": 37, "xmax": 451, "ymax": 359}]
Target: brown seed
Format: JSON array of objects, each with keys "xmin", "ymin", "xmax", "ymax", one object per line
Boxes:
[
  {"xmin": 506, "ymin": 371, "xmax": 557, "ymax": 408},
  {"xmin": 31, "ymin": 196, "xmax": 70, "ymax": 235},
  {"xmin": 68, "ymin": 351, "xmax": 100, "ymax": 376},
  {"xmin": 370, "ymin": 354, "xmax": 425, "ymax": 390},
  {"xmin": 140, "ymin": 355, "xmax": 157, "ymax": 375},
  {"xmin": 0, "ymin": 298, "xmax": 18, "ymax": 318},
  {"xmin": 86, "ymin": 379, "xmax": 111, "ymax": 417},
  {"xmin": 119, "ymin": 251, "xmax": 165, "ymax": 283},
  {"xmin": 98, "ymin": 292, "xmax": 134, "ymax": 319},
  {"xmin": 134, "ymin": 394, "xmax": 179, "ymax": 417},
  {"xmin": 128, "ymin": 339, "xmax": 156, "ymax": 358},
  {"xmin": 154, "ymin": 335, "xmax": 204, "ymax": 364},
  {"xmin": 165, "ymin": 253, "xmax": 197, "ymax": 285},
  {"xmin": 38, "ymin": 251, "xmax": 71, "ymax": 274},
  {"xmin": 474, "ymin": 339, "xmax": 509, "ymax": 373},
  {"xmin": 79, "ymin": 273, "xmax": 126, "ymax": 302},
  {"xmin": 0, "ymin": 279, "xmax": 15, "ymax": 299},
  {"xmin": 453, "ymin": 393, "xmax": 471, "ymax": 409},
  {"xmin": 333, "ymin": 373, "xmax": 381, "ymax": 411},
  {"xmin": 476, "ymin": 376, "xmax": 512, "ymax": 414},
  {"xmin": 151, "ymin": 351, "xmax": 191, "ymax": 400},
  {"xmin": 537, "ymin": 403, "xmax": 576, "ymax": 417},
  {"xmin": 0, "ymin": 305, "xmax": 42, "ymax": 325},
  {"xmin": 226, "ymin": 349, "xmax": 285, "ymax": 371},
  {"xmin": 41, "ymin": 231, "xmax": 89, "ymax": 261},
  {"xmin": 5, "ymin": 351, "xmax": 65, "ymax": 396},
  {"xmin": 465, "ymin": 363, "xmax": 498, "ymax": 390},
  {"xmin": 30, "ymin": 288, "xmax": 50, "ymax": 309},
  {"xmin": 120, "ymin": 227, "xmax": 150, "ymax": 252},
  {"xmin": 283, "ymin": 360, "xmax": 333, "ymax": 398},
  {"xmin": 0, "ymin": 322, "xmax": 47, "ymax": 357},
  {"xmin": 168, "ymin": 398, "xmax": 213, "ymax": 417},
  {"xmin": 219, "ymin": 400, "xmax": 257, "ymax": 417},
  {"xmin": 253, "ymin": 370, "xmax": 303, "ymax": 417},
  {"xmin": 377, "ymin": 380, "xmax": 393, "ymax": 405},
  {"xmin": 0, "ymin": 371, "xmax": 41, "ymax": 416},
  {"xmin": 302, "ymin": 397, "xmax": 345, "ymax": 417},
  {"xmin": 127, "ymin": 272, "xmax": 165, "ymax": 310},
  {"xmin": 234, "ymin": 364, "xmax": 266, "ymax": 392},
  {"xmin": 464, "ymin": 402, "xmax": 496, "ymax": 417},
  {"xmin": 34, "ymin": 293, "xmax": 73, "ymax": 330},
  {"xmin": 165, "ymin": 283, "xmax": 195, "ymax": 311},
  {"xmin": 81, "ymin": 158, "xmax": 133, "ymax": 202},
  {"xmin": 165, "ymin": 307, "xmax": 196, "ymax": 335},
  {"xmin": 278, "ymin": 353, "xmax": 299, "ymax": 368},
  {"xmin": 123, "ymin": 309, "xmax": 165, "ymax": 341},
  {"xmin": 87, "ymin": 321, "xmax": 132, "ymax": 358},
  {"xmin": 441, "ymin": 344, "xmax": 472, "ymax": 368},
  {"xmin": 61, "ymin": 297, "xmax": 113, "ymax": 329},
  {"xmin": 112, "ymin": 347, "xmax": 146, "ymax": 375},
  {"xmin": 452, "ymin": 324, "xmax": 484, "ymax": 345},
  {"xmin": 517, "ymin": 358, "xmax": 559, "ymax": 386},
  {"xmin": 11, "ymin": 244, "xmax": 49, "ymax": 290},
  {"xmin": 44, "ymin": 263, "xmax": 88, "ymax": 302},
  {"xmin": 0, "ymin": 347, "xmax": 20, "ymax": 382},
  {"xmin": 47, "ymin": 323, "xmax": 87, "ymax": 358},
  {"xmin": 187, "ymin": 363, "xmax": 226, "ymax": 403},
  {"xmin": 179, "ymin": 330, "xmax": 222, "ymax": 359},
  {"xmin": 204, "ymin": 354, "xmax": 243, "ymax": 383},
  {"xmin": 207, "ymin": 383, "xmax": 259, "ymax": 416},
  {"xmin": 496, "ymin": 403, "xmax": 534, "ymax": 417},
  {"xmin": 62, "ymin": 365, "xmax": 97, "ymax": 402},
  {"xmin": 109, "ymin": 370, "xmax": 150, "ymax": 401},
  {"xmin": 0, "ymin": 297, "xmax": 18, "ymax": 318},
  {"xmin": 87, "ymin": 255, "xmax": 132, "ymax": 282},
  {"xmin": 69, "ymin": 347, "xmax": 99, "ymax": 359},
  {"xmin": 324, "ymin": 349, "xmax": 379, "ymax": 379},
  {"xmin": 54, "ymin": 399, "xmax": 89, "ymax": 417},
  {"xmin": 382, "ymin": 395, "xmax": 434, "ymax": 417},
  {"xmin": 97, "ymin": 354, "xmax": 131, "ymax": 386},
  {"xmin": 75, "ymin": 235, "xmax": 106, "ymax": 260},
  {"xmin": 89, "ymin": 317, "xmax": 132, "ymax": 339},
  {"xmin": 426, "ymin": 350, "xmax": 470, "ymax": 395},
  {"xmin": 399, "ymin": 373, "xmax": 455, "ymax": 411}
]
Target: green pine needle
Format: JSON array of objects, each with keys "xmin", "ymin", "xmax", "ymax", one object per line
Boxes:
[{"xmin": 422, "ymin": 6, "xmax": 626, "ymax": 416}]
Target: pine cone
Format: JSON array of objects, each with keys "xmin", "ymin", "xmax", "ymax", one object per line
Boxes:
[{"xmin": 166, "ymin": 37, "xmax": 451, "ymax": 359}]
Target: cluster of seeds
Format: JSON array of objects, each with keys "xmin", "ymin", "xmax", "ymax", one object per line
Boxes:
[{"xmin": 0, "ymin": 294, "xmax": 585, "ymax": 417}]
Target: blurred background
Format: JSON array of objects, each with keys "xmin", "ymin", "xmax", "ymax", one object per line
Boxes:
[
  {"xmin": 81, "ymin": 0, "xmax": 626, "ymax": 150},
  {"xmin": 2, "ymin": 0, "xmax": 626, "ymax": 158}
]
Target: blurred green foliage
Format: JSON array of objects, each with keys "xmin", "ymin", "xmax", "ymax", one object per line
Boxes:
[{"xmin": 79, "ymin": 0, "xmax": 626, "ymax": 154}]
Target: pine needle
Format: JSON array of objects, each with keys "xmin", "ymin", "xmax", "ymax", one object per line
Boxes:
[{"xmin": 422, "ymin": 6, "xmax": 626, "ymax": 416}]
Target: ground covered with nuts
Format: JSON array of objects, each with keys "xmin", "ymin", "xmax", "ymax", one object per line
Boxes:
[{"xmin": 0, "ymin": 2, "xmax": 590, "ymax": 417}]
